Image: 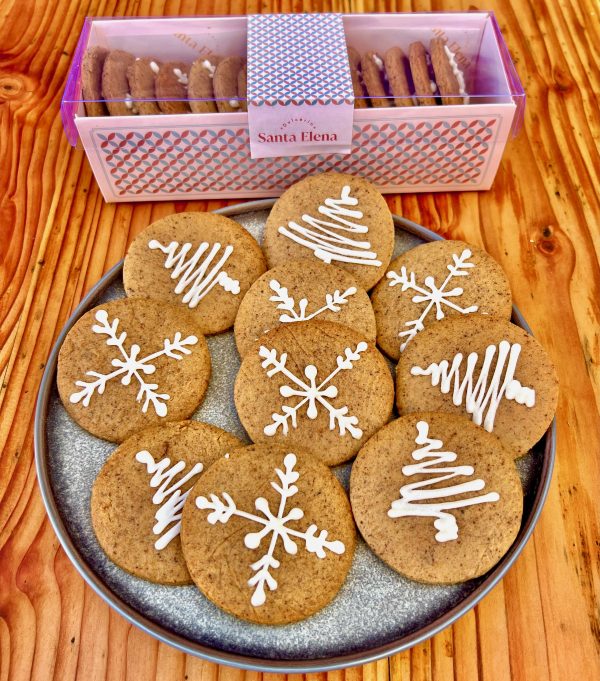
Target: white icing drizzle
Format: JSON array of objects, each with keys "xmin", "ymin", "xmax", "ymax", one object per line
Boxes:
[
  {"xmin": 173, "ymin": 67, "xmax": 188, "ymax": 85},
  {"xmin": 229, "ymin": 98, "xmax": 240, "ymax": 109},
  {"xmin": 411, "ymin": 340, "xmax": 536, "ymax": 432},
  {"xmin": 277, "ymin": 185, "xmax": 382, "ymax": 267},
  {"xmin": 268, "ymin": 279, "xmax": 357, "ymax": 323},
  {"xmin": 201, "ymin": 59, "xmax": 216, "ymax": 77},
  {"xmin": 388, "ymin": 421, "xmax": 500, "ymax": 542},
  {"xmin": 372, "ymin": 53, "xmax": 384, "ymax": 70},
  {"xmin": 195, "ymin": 452, "xmax": 345, "ymax": 606},
  {"xmin": 149, "ymin": 61, "xmax": 160, "ymax": 74},
  {"xmin": 136, "ymin": 450, "xmax": 203, "ymax": 550},
  {"xmin": 430, "ymin": 80, "xmax": 438, "ymax": 94},
  {"xmin": 258, "ymin": 342, "xmax": 367, "ymax": 438},
  {"xmin": 443, "ymin": 45, "xmax": 469, "ymax": 104},
  {"xmin": 124, "ymin": 93, "xmax": 138, "ymax": 114},
  {"xmin": 148, "ymin": 239, "xmax": 240, "ymax": 308},
  {"xmin": 387, "ymin": 249, "xmax": 478, "ymax": 352},
  {"xmin": 69, "ymin": 309, "xmax": 198, "ymax": 416}
]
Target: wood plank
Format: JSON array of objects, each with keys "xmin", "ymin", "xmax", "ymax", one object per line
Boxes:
[{"xmin": 0, "ymin": 1, "xmax": 598, "ymax": 680}]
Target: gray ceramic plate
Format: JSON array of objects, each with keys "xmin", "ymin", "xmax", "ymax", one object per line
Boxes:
[{"xmin": 34, "ymin": 200, "xmax": 555, "ymax": 672}]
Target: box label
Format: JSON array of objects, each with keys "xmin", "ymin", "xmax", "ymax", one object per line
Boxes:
[{"xmin": 247, "ymin": 13, "xmax": 354, "ymax": 159}]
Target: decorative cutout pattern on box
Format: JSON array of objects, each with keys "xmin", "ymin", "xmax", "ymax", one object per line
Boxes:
[
  {"xmin": 247, "ymin": 13, "xmax": 354, "ymax": 107},
  {"xmin": 93, "ymin": 119, "xmax": 498, "ymax": 196}
]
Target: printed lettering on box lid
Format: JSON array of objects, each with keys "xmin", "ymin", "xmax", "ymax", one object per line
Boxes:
[{"xmin": 247, "ymin": 14, "xmax": 355, "ymax": 159}]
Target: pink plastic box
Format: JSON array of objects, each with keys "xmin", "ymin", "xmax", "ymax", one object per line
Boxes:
[{"xmin": 62, "ymin": 13, "xmax": 525, "ymax": 202}]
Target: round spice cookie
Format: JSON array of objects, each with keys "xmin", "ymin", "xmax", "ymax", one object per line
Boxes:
[
  {"xmin": 396, "ymin": 316, "xmax": 559, "ymax": 456},
  {"xmin": 123, "ymin": 212, "xmax": 266, "ymax": 335},
  {"xmin": 91, "ymin": 421, "xmax": 242, "ymax": 585},
  {"xmin": 127, "ymin": 57, "xmax": 162, "ymax": 115},
  {"xmin": 181, "ymin": 443, "xmax": 356, "ymax": 624},
  {"xmin": 155, "ymin": 61, "xmax": 191, "ymax": 114},
  {"xmin": 57, "ymin": 298, "xmax": 211, "ymax": 442},
  {"xmin": 371, "ymin": 239, "xmax": 513, "ymax": 361},
  {"xmin": 234, "ymin": 320, "xmax": 394, "ymax": 466},
  {"xmin": 81, "ymin": 47, "xmax": 108, "ymax": 117},
  {"xmin": 350, "ymin": 412, "xmax": 523, "ymax": 584},
  {"xmin": 263, "ymin": 172, "xmax": 395, "ymax": 291},
  {"xmin": 234, "ymin": 258, "xmax": 376, "ymax": 357},
  {"xmin": 102, "ymin": 49, "xmax": 137, "ymax": 116}
]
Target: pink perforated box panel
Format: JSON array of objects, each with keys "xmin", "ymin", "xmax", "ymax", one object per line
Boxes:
[{"xmin": 62, "ymin": 13, "xmax": 524, "ymax": 202}]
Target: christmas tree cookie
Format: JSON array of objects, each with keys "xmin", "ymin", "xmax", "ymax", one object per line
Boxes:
[
  {"xmin": 350, "ymin": 412, "xmax": 523, "ymax": 584},
  {"xmin": 371, "ymin": 239, "xmax": 513, "ymax": 361},
  {"xmin": 234, "ymin": 258, "xmax": 376, "ymax": 357},
  {"xmin": 181, "ymin": 444, "xmax": 356, "ymax": 624},
  {"xmin": 57, "ymin": 298, "xmax": 211, "ymax": 442},
  {"xmin": 234, "ymin": 320, "xmax": 394, "ymax": 465},
  {"xmin": 263, "ymin": 172, "xmax": 395, "ymax": 290},
  {"xmin": 123, "ymin": 212, "xmax": 266, "ymax": 335},
  {"xmin": 91, "ymin": 421, "xmax": 242, "ymax": 584},
  {"xmin": 396, "ymin": 316, "xmax": 558, "ymax": 456}
]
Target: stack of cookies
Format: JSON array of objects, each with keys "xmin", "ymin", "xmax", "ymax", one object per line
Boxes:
[
  {"xmin": 82, "ymin": 47, "xmax": 247, "ymax": 116},
  {"xmin": 81, "ymin": 37, "xmax": 469, "ymax": 117},
  {"xmin": 57, "ymin": 172, "xmax": 558, "ymax": 625},
  {"xmin": 349, "ymin": 38, "xmax": 470, "ymax": 108}
]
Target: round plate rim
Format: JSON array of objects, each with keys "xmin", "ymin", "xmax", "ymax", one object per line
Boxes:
[{"xmin": 34, "ymin": 199, "xmax": 556, "ymax": 673}]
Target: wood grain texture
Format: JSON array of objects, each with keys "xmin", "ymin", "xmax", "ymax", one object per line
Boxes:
[{"xmin": 1, "ymin": 0, "xmax": 599, "ymax": 679}]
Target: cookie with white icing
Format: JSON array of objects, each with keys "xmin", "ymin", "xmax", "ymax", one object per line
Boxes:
[
  {"xmin": 430, "ymin": 38, "xmax": 469, "ymax": 105},
  {"xmin": 234, "ymin": 320, "xmax": 394, "ymax": 465},
  {"xmin": 91, "ymin": 421, "xmax": 242, "ymax": 584},
  {"xmin": 102, "ymin": 49, "xmax": 137, "ymax": 116},
  {"xmin": 127, "ymin": 57, "xmax": 162, "ymax": 115},
  {"xmin": 57, "ymin": 298, "xmax": 211, "ymax": 442},
  {"xmin": 360, "ymin": 51, "xmax": 388, "ymax": 108},
  {"xmin": 123, "ymin": 212, "xmax": 266, "ymax": 335},
  {"xmin": 371, "ymin": 239, "xmax": 513, "ymax": 361},
  {"xmin": 188, "ymin": 56, "xmax": 220, "ymax": 113},
  {"xmin": 181, "ymin": 443, "xmax": 356, "ymax": 624},
  {"xmin": 408, "ymin": 42, "xmax": 437, "ymax": 106},
  {"xmin": 350, "ymin": 412, "xmax": 523, "ymax": 584},
  {"xmin": 213, "ymin": 56, "xmax": 245, "ymax": 113},
  {"xmin": 234, "ymin": 258, "xmax": 376, "ymax": 357},
  {"xmin": 155, "ymin": 61, "xmax": 190, "ymax": 114},
  {"xmin": 396, "ymin": 316, "xmax": 559, "ymax": 456},
  {"xmin": 263, "ymin": 172, "xmax": 395, "ymax": 290}
]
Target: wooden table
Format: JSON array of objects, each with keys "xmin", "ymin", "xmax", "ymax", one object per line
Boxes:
[{"xmin": 1, "ymin": 0, "xmax": 599, "ymax": 679}]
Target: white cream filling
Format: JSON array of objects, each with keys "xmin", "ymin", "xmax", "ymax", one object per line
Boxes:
[
  {"xmin": 443, "ymin": 45, "xmax": 469, "ymax": 104},
  {"xmin": 372, "ymin": 53, "xmax": 384, "ymax": 70},
  {"xmin": 430, "ymin": 80, "xmax": 438, "ymax": 94}
]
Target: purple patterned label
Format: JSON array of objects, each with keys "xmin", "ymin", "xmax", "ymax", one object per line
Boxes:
[{"xmin": 247, "ymin": 13, "xmax": 354, "ymax": 159}]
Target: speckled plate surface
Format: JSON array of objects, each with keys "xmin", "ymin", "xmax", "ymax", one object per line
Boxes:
[{"xmin": 35, "ymin": 200, "xmax": 555, "ymax": 672}]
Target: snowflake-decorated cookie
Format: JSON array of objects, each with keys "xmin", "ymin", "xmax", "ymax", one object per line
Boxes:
[
  {"xmin": 396, "ymin": 316, "xmax": 559, "ymax": 456},
  {"xmin": 91, "ymin": 421, "xmax": 242, "ymax": 584},
  {"xmin": 371, "ymin": 240, "xmax": 513, "ymax": 360},
  {"xmin": 234, "ymin": 258, "xmax": 376, "ymax": 357},
  {"xmin": 263, "ymin": 172, "xmax": 395, "ymax": 290},
  {"xmin": 123, "ymin": 212, "xmax": 266, "ymax": 335},
  {"xmin": 234, "ymin": 320, "xmax": 395, "ymax": 466},
  {"xmin": 57, "ymin": 298, "xmax": 211, "ymax": 442},
  {"xmin": 181, "ymin": 444, "xmax": 356, "ymax": 624},
  {"xmin": 350, "ymin": 412, "xmax": 523, "ymax": 584}
]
